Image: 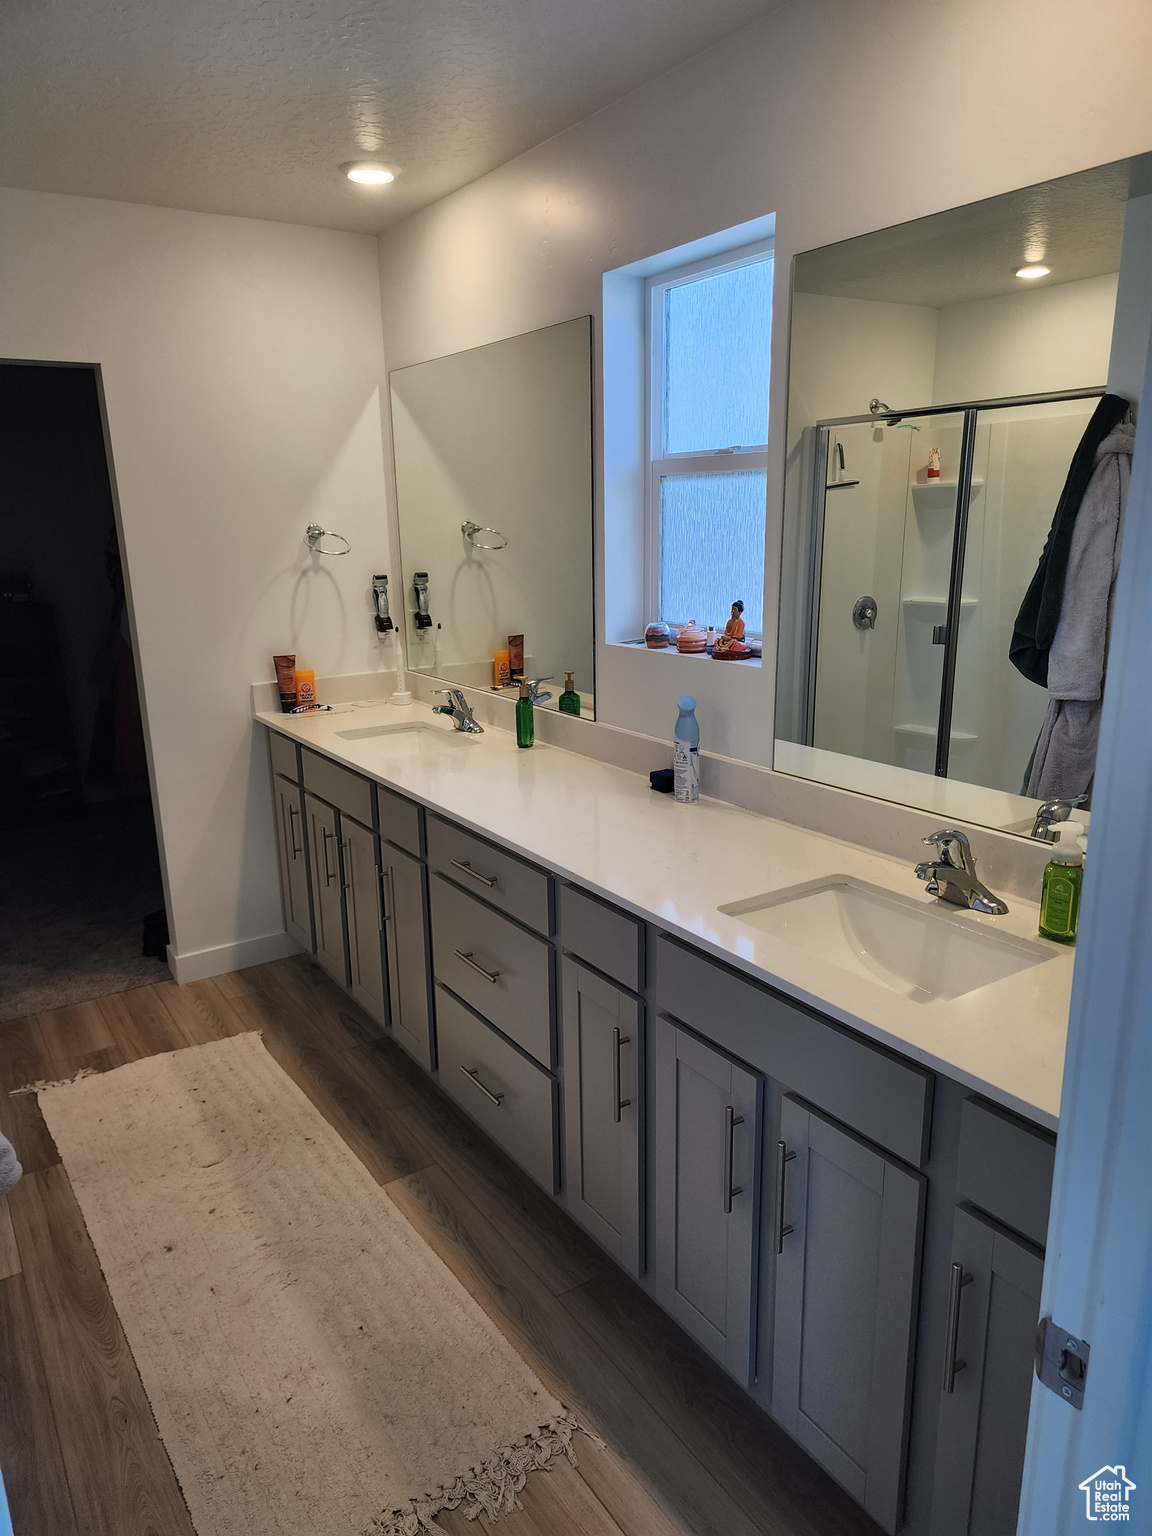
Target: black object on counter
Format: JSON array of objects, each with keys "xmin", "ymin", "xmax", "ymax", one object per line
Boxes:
[{"xmin": 650, "ymin": 767, "xmax": 674, "ymax": 793}]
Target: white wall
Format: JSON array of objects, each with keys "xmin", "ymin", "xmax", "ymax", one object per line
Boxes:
[
  {"xmin": 931, "ymin": 273, "xmax": 1119, "ymax": 404},
  {"xmin": 375, "ymin": 0, "xmax": 1152, "ymax": 766},
  {"xmin": 0, "ymin": 187, "xmax": 394, "ymax": 978}
]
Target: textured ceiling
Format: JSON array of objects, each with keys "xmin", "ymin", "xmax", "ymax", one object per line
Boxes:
[
  {"xmin": 793, "ymin": 158, "xmax": 1152, "ymax": 308},
  {"xmin": 0, "ymin": 0, "xmax": 779, "ymax": 234}
]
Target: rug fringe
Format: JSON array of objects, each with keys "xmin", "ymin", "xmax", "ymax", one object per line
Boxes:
[
  {"xmin": 365, "ymin": 1412, "xmax": 604, "ymax": 1535},
  {"xmin": 10, "ymin": 1066, "xmax": 101, "ymax": 1097}
]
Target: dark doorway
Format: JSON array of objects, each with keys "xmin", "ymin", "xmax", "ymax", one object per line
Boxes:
[{"xmin": 0, "ymin": 363, "xmax": 168, "ymax": 1020}]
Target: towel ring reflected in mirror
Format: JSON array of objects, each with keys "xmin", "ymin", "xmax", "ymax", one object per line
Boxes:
[
  {"xmin": 462, "ymin": 521, "xmax": 509, "ymax": 551},
  {"xmin": 304, "ymin": 523, "xmax": 351, "ymax": 556}
]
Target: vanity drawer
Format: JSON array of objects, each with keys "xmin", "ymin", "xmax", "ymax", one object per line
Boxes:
[
  {"xmin": 435, "ymin": 986, "xmax": 557, "ymax": 1193},
  {"xmin": 377, "ymin": 783, "xmax": 422, "ymax": 858},
  {"xmin": 956, "ymin": 1096, "xmax": 1055, "ymax": 1248},
  {"xmin": 427, "ymin": 814, "xmax": 551, "ymax": 934},
  {"xmin": 654, "ymin": 935, "xmax": 932, "ymax": 1168},
  {"xmin": 268, "ymin": 730, "xmax": 300, "ymax": 783},
  {"xmin": 301, "ymin": 748, "xmax": 375, "ymax": 827},
  {"xmin": 560, "ymin": 883, "xmax": 643, "ymax": 993},
  {"xmin": 431, "ymin": 875, "xmax": 552, "ymax": 1067}
]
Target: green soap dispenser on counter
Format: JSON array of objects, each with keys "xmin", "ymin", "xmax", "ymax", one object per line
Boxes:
[
  {"xmin": 558, "ymin": 671, "xmax": 580, "ymax": 716},
  {"xmin": 516, "ymin": 682, "xmax": 535, "ymax": 748},
  {"xmin": 1038, "ymin": 828, "xmax": 1083, "ymax": 943}
]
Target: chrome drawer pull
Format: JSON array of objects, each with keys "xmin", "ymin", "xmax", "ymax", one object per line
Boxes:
[
  {"xmin": 451, "ymin": 858, "xmax": 497, "ymax": 888},
  {"xmin": 724, "ymin": 1105, "xmax": 745, "ymax": 1214},
  {"xmin": 459, "ymin": 1065, "xmax": 504, "ymax": 1107},
  {"xmin": 775, "ymin": 1139, "xmax": 796, "ymax": 1252},
  {"xmin": 454, "ymin": 949, "xmax": 500, "ymax": 983},
  {"xmin": 287, "ymin": 802, "xmax": 302, "ymax": 858},
  {"xmin": 942, "ymin": 1261, "xmax": 973, "ymax": 1394},
  {"xmin": 612, "ymin": 1027, "xmax": 632, "ymax": 1123}
]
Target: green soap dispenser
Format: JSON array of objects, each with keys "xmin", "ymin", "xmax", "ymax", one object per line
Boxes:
[
  {"xmin": 558, "ymin": 670, "xmax": 581, "ymax": 716},
  {"xmin": 515, "ymin": 681, "xmax": 534, "ymax": 748},
  {"xmin": 1038, "ymin": 829, "xmax": 1083, "ymax": 943}
]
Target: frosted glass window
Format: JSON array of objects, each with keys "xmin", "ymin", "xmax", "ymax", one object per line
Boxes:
[
  {"xmin": 664, "ymin": 259, "xmax": 772, "ymax": 454},
  {"xmin": 659, "ymin": 472, "xmax": 766, "ymax": 631}
]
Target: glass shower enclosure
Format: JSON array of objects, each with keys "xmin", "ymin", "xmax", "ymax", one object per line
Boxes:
[{"xmin": 797, "ymin": 389, "xmax": 1103, "ymax": 797}]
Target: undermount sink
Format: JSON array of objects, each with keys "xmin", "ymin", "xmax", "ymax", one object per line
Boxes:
[
  {"xmin": 718, "ymin": 877, "xmax": 1055, "ymax": 1003},
  {"xmin": 335, "ymin": 721, "xmax": 475, "ymax": 749}
]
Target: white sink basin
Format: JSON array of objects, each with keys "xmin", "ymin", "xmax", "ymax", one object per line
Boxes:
[
  {"xmin": 335, "ymin": 721, "xmax": 475, "ymax": 751},
  {"xmin": 718, "ymin": 877, "xmax": 1055, "ymax": 1003}
]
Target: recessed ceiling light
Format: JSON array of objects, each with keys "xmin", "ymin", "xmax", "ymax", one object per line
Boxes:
[
  {"xmin": 340, "ymin": 161, "xmax": 395, "ymax": 186},
  {"xmin": 1015, "ymin": 265, "xmax": 1051, "ymax": 280}
]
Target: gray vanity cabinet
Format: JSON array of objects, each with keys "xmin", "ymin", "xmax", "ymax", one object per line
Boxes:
[
  {"xmin": 561, "ymin": 959, "xmax": 642, "ymax": 1276},
  {"xmin": 772, "ymin": 1094, "xmax": 924, "ymax": 1536},
  {"xmin": 652, "ymin": 1016, "xmax": 763, "ymax": 1384},
  {"xmin": 340, "ymin": 815, "xmax": 387, "ymax": 1031},
  {"xmin": 305, "ymin": 793, "xmax": 349, "ymax": 986},
  {"xmin": 272, "ymin": 774, "xmax": 313, "ymax": 952},
  {"xmin": 381, "ymin": 842, "xmax": 433, "ymax": 1070},
  {"xmin": 929, "ymin": 1212, "xmax": 1045, "ymax": 1536}
]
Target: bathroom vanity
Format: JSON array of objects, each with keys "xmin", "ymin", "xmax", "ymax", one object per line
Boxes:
[{"xmin": 259, "ymin": 701, "xmax": 1068, "ymax": 1536}]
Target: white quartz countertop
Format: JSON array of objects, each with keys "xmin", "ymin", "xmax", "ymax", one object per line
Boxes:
[{"xmin": 257, "ymin": 700, "xmax": 1071, "ymax": 1131}]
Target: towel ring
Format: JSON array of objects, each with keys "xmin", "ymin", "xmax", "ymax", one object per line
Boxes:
[
  {"xmin": 462, "ymin": 521, "xmax": 508, "ymax": 551},
  {"xmin": 305, "ymin": 523, "xmax": 351, "ymax": 556}
]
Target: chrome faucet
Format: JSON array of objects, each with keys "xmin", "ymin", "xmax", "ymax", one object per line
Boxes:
[
  {"xmin": 1030, "ymin": 796, "xmax": 1086, "ymax": 843},
  {"xmin": 914, "ymin": 829, "xmax": 1009, "ymax": 915},
  {"xmin": 521, "ymin": 677, "xmax": 553, "ymax": 706},
  {"xmin": 432, "ymin": 688, "xmax": 484, "ymax": 734}
]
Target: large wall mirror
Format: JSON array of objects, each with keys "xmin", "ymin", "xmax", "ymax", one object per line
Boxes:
[
  {"xmin": 390, "ymin": 317, "xmax": 595, "ymax": 717},
  {"xmin": 775, "ymin": 155, "xmax": 1151, "ymax": 837}
]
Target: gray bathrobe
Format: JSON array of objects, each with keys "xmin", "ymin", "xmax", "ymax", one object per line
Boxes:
[{"xmin": 1027, "ymin": 422, "xmax": 1135, "ymax": 802}]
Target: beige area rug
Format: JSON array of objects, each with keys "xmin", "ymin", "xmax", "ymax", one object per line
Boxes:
[{"xmin": 33, "ymin": 1032, "xmax": 587, "ymax": 1536}]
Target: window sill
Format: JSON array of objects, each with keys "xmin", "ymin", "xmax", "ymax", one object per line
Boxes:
[{"xmin": 614, "ymin": 639, "xmax": 762, "ymax": 668}]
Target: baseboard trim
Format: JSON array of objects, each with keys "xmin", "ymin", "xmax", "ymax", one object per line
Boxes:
[{"xmin": 167, "ymin": 929, "xmax": 302, "ymax": 985}]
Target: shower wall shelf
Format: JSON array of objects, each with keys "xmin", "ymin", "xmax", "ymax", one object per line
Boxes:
[
  {"xmin": 894, "ymin": 723, "xmax": 977, "ymax": 744},
  {"xmin": 911, "ymin": 478, "xmax": 983, "ymax": 512},
  {"xmin": 902, "ymin": 597, "xmax": 978, "ymax": 614}
]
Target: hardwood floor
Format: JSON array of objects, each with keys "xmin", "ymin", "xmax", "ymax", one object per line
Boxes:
[{"xmin": 0, "ymin": 956, "xmax": 883, "ymax": 1536}]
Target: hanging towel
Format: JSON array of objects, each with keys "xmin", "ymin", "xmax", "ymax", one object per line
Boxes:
[
  {"xmin": 0, "ymin": 1133, "xmax": 22, "ymax": 1196},
  {"xmin": 1027, "ymin": 422, "xmax": 1135, "ymax": 802},
  {"xmin": 1010, "ymin": 393, "xmax": 1130, "ymax": 687}
]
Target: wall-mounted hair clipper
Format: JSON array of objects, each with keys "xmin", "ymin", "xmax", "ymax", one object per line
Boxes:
[
  {"xmin": 412, "ymin": 571, "xmax": 433, "ymax": 630},
  {"xmin": 372, "ymin": 573, "xmax": 393, "ymax": 633}
]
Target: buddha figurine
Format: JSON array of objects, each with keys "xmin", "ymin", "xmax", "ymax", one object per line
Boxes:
[{"xmin": 713, "ymin": 600, "xmax": 752, "ymax": 659}]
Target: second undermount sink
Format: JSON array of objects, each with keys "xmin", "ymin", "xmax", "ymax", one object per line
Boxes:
[
  {"xmin": 718, "ymin": 877, "xmax": 1055, "ymax": 1004},
  {"xmin": 335, "ymin": 721, "xmax": 475, "ymax": 750}
]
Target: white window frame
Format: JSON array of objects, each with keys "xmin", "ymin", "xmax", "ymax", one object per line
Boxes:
[{"xmin": 644, "ymin": 237, "xmax": 774, "ymax": 633}]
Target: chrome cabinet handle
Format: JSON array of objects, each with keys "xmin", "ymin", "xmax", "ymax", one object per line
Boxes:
[
  {"xmin": 451, "ymin": 858, "xmax": 497, "ymax": 888},
  {"xmin": 454, "ymin": 949, "xmax": 500, "ymax": 983},
  {"xmin": 942, "ymin": 1261, "xmax": 973, "ymax": 1394},
  {"xmin": 724, "ymin": 1105, "xmax": 745, "ymax": 1214},
  {"xmin": 321, "ymin": 826, "xmax": 336, "ymax": 885},
  {"xmin": 340, "ymin": 840, "xmax": 352, "ymax": 892},
  {"xmin": 374, "ymin": 865, "xmax": 384, "ymax": 930},
  {"xmin": 287, "ymin": 802, "xmax": 302, "ymax": 859},
  {"xmin": 612, "ymin": 1027, "xmax": 632, "ymax": 1123},
  {"xmin": 459, "ymin": 1065, "xmax": 504, "ymax": 1107},
  {"xmin": 775, "ymin": 1139, "xmax": 796, "ymax": 1252}
]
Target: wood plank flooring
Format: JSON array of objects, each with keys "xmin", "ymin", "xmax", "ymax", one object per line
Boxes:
[{"xmin": 0, "ymin": 956, "xmax": 883, "ymax": 1536}]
